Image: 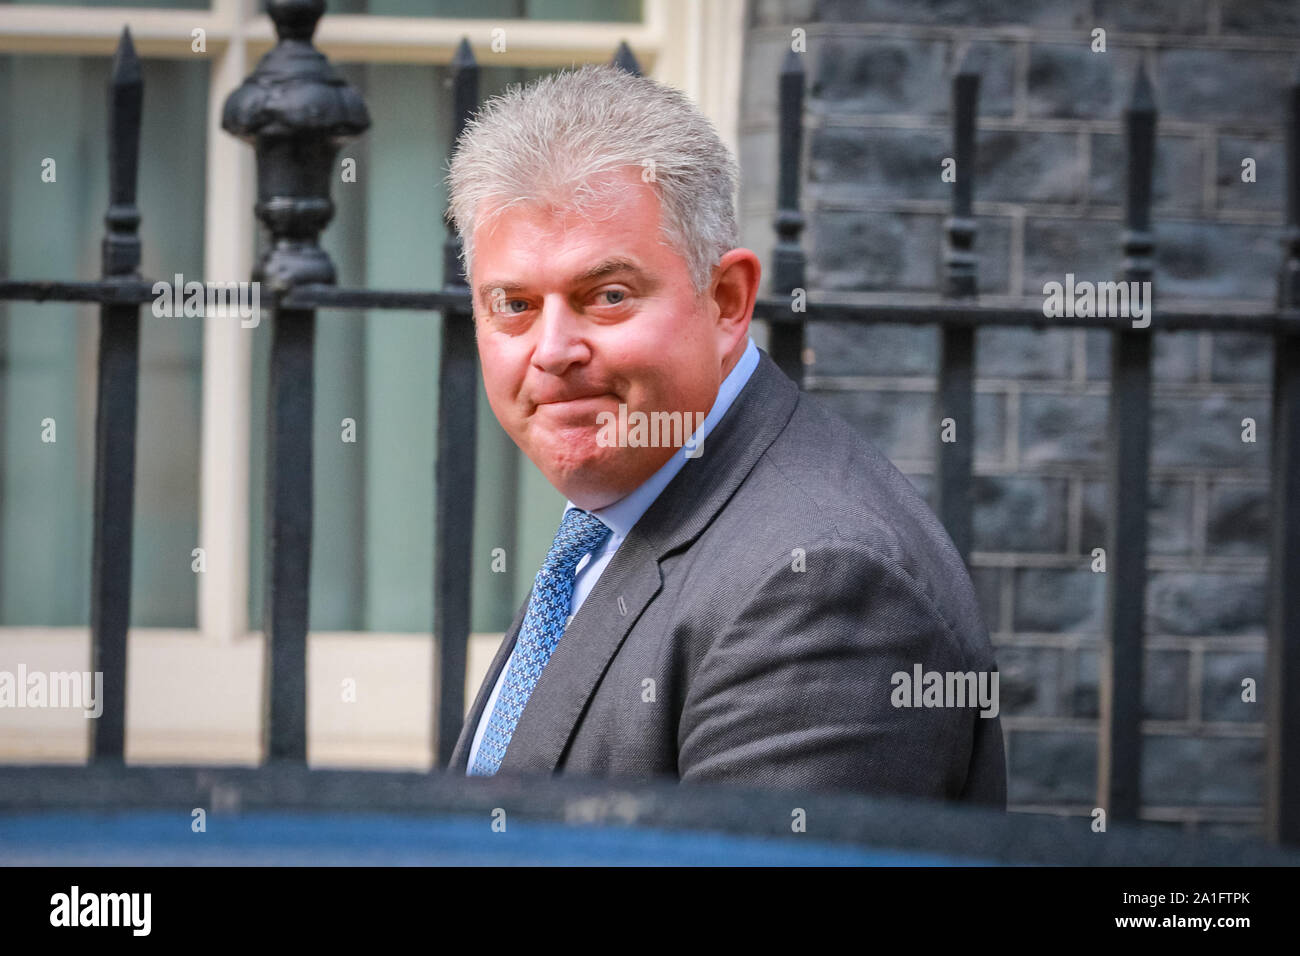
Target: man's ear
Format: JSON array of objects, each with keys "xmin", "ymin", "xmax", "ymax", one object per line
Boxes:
[{"xmin": 709, "ymin": 248, "xmax": 762, "ymax": 344}]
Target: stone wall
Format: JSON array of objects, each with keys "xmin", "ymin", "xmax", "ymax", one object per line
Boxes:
[{"xmin": 739, "ymin": 0, "xmax": 1300, "ymax": 835}]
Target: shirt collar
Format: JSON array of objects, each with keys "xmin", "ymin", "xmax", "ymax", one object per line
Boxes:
[{"xmin": 563, "ymin": 335, "xmax": 761, "ymax": 543}]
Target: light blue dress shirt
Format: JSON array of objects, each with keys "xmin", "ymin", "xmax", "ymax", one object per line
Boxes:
[{"xmin": 467, "ymin": 336, "xmax": 760, "ymax": 771}]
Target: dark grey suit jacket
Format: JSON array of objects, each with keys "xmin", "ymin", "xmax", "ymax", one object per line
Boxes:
[{"xmin": 450, "ymin": 347, "xmax": 1007, "ymax": 806}]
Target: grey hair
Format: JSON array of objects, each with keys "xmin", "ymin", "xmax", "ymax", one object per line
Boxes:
[{"xmin": 445, "ymin": 63, "xmax": 740, "ymax": 296}]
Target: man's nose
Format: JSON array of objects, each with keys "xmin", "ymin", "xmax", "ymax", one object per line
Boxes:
[{"xmin": 531, "ymin": 295, "xmax": 590, "ymax": 376}]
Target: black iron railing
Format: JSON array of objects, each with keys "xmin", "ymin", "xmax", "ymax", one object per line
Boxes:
[{"xmin": 0, "ymin": 0, "xmax": 1297, "ymax": 853}]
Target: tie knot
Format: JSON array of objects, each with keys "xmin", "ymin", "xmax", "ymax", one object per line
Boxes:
[{"xmin": 544, "ymin": 507, "xmax": 612, "ymax": 574}]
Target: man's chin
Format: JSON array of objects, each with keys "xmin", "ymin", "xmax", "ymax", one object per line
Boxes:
[
  {"xmin": 523, "ymin": 438, "xmax": 620, "ymax": 490},
  {"xmin": 550, "ymin": 462, "xmax": 651, "ymax": 511}
]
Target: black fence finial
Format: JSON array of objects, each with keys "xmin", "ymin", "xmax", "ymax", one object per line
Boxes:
[
  {"xmin": 221, "ymin": 0, "xmax": 370, "ymax": 290},
  {"xmin": 443, "ymin": 37, "xmax": 479, "ymax": 289},
  {"xmin": 768, "ymin": 45, "xmax": 807, "ymax": 385},
  {"xmin": 266, "ymin": 0, "xmax": 325, "ymax": 40},
  {"xmin": 1280, "ymin": 56, "xmax": 1300, "ymax": 310},
  {"xmin": 103, "ymin": 27, "xmax": 142, "ymax": 280},
  {"xmin": 943, "ymin": 57, "xmax": 980, "ymax": 299},
  {"xmin": 450, "ymin": 36, "xmax": 479, "ymax": 133},
  {"xmin": 610, "ymin": 40, "xmax": 642, "ymax": 76},
  {"xmin": 1122, "ymin": 60, "xmax": 1157, "ymax": 284}
]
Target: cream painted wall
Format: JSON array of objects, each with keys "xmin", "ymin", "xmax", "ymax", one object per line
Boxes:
[{"xmin": 0, "ymin": 629, "xmax": 504, "ymax": 768}]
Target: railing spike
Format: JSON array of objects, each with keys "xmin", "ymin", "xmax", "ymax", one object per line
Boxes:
[
  {"xmin": 449, "ymin": 37, "xmax": 479, "ymax": 151},
  {"xmin": 1099, "ymin": 55, "xmax": 1159, "ymax": 825},
  {"xmin": 944, "ymin": 69, "xmax": 979, "ymax": 294},
  {"xmin": 768, "ymin": 39, "xmax": 806, "ymax": 386},
  {"xmin": 452, "ymin": 34, "xmax": 475, "ymax": 69},
  {"xmin": 90, "ymin": 23, "xmax": 145, "ymax": 762},
  {"xmin": 434, "ymin": 32, "xmax": 482, "ymax": 767},
  {"xmin": 1128, "ymin": 58, "xmax": 1156, "ymax": 115},
  {"xmin": 1281, "ymin": 56, "xmax": 1300, "ymax": 308},
  {"xmin": 1123, "ymin": 60, "xmax": 1157, "ymax": 277},
  {"xmin": 110, "ymin": 27, "xmax": 141, "ymax": 88},
  {"xmin": 610, "ymin": 39, "xmax": 641, "ymax": 76},
  {"xmin": 104, "ymin": 25, "xmax": 142, "ymax": 278}
]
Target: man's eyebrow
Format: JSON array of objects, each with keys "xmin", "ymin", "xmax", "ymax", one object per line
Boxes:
[
  {"xmin": 475, "ymin": 258, "xmax": 650, "ymax": 304},
  {"xmin": 476, "ymin": 279, "xmax": 526, "ymax": 303},
  {"xmin": 573, "ymin": 257, "xmax": 647, "ymax": 285}
]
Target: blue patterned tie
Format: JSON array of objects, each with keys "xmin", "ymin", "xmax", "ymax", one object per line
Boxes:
[{"xmin": 469, "ymin": 507, "xmax": 612, "ymax": 776}]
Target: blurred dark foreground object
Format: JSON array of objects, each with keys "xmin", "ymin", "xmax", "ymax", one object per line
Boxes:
[{"xmin": 0, "ymin": 763, "xmax": 1294, "ymax": 866}]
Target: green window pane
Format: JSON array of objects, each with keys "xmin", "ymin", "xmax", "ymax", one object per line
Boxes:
[
  {"xmin": 525, "ymin": 0, "xmax": 641, "ymax": 21},
  {"xmin": 0, "ymin": 53, "xmax": 207, "ymax": 627},
  {"xmin": 2, "ymin": 0, "xmax": 209, "ymax": 9}
]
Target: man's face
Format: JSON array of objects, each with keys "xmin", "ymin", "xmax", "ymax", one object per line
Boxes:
[{"xmin": 471, "ymin": 166, "xmax": 754, "ymax": 511}]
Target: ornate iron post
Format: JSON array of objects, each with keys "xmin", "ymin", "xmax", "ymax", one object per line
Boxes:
[
  {"xmin": 221, "ymin": 0, "xmax": 369, "ymax": 762},
  {"xmin": 222, "ymin": 0, "xmax": 369, "ymax": 290}
]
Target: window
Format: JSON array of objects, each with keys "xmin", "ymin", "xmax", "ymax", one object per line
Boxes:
[{"xmin": 0, "ymin": 0, "xmax": 745, "ymax": 765}]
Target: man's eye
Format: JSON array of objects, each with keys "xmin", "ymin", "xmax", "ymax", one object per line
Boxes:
[
  {"xmin": 505, "ymin": 299, "xmax": 529, "ymax": 314},
  {"xmin": 599, "ymin": 289, "xmax": 626, "ymax": 305}
]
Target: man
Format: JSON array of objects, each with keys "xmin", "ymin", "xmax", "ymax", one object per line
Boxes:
[{"xmin": 444, "ymin": 64, "xmax": 1006, "ymax": 805}]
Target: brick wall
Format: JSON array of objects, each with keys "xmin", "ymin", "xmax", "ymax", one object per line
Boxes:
[{"xmin": 739, "ymin": 0, "xmax": 1300, "ymax": 835}]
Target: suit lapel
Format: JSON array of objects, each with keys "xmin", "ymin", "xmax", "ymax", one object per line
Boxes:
[
  {"xmin": 497, "ymin": 348, "xmax": 801, "ymax": 775},
  {"xmin": 499, "ymin": 544, "xmax": 665, "ymax": 775}
]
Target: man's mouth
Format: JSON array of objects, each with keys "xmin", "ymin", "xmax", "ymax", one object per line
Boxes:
[{"xmin": 536, "ymin": 392, "xmax": 612, "ymax": 408}]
